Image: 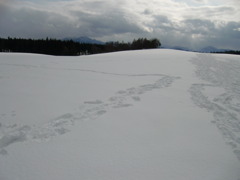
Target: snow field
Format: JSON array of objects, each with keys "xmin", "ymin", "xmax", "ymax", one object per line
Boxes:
[{"xmin": 0, "ymin": 49, "xmax": 240, "ymax": 180}]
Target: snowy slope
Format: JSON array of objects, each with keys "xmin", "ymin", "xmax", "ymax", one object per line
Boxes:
[{"xmin": 0, "ymin": 50, "xmax": 240, "ymax": 180}]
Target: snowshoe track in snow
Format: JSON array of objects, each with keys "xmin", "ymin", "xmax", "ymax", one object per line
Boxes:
[
  {"xmin": 190, "ymin": 54, "xmax": 240, "ymax": 160},
  {"xmin": 0, "ymin": 73, "xmax": 180, "ymax": 154}
]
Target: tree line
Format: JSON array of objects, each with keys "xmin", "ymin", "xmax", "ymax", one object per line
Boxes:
[
  {"xmin": 0, "ymin": 37, "xmax": 161, "ymax": 56},
  {"xmin": 212, "ymin": 50, "xmax": 240, "ymax": 55}
]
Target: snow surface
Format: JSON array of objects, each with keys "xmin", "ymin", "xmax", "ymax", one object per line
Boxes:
[{"xmin": 0, "ymin": 49, "xmax": 240, "ymax": 180}]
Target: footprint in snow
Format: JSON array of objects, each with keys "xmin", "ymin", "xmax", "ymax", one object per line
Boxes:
[{"xmin": 0, "ymin": 75, "xmax": 180, "ymax": 155}]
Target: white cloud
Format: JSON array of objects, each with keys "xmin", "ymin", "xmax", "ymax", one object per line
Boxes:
[
  {"xmin": 0, "ymin": 0, "xmax": 239, "ymax": 50},
  {"xmin": 234, "ymin": 28, "xmax": 240, "ymax": 32}
]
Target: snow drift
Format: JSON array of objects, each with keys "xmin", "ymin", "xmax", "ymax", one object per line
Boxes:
[{"xmin": 0, "ymin": 49, "xmax": 240, "ymax": 180}]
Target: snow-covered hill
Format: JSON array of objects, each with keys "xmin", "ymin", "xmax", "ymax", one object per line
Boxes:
[{"xmin": 0, "ymin": 50, "xmax": 240, "ymax": 180}]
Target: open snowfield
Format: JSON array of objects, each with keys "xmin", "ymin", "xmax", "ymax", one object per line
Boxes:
[{"xmin": 0, "ymin": 49, "xmax": 240, "ymax": 180}]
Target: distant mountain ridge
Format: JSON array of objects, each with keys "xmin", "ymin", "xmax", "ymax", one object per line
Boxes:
[
  {"xmin": 63, "ymin": 36, "xmax": 105, "ymax": 45},
  {"xmin": 64, "ymin": 37, "xmax": 234, "ymax": 53},
  {"xmin": 199, "ymin": 46, "xmax": 230, "ymax": 53},
  {"xmin": 162, "ymin": 46, "xmax": 192, "ymax": 52},
  {"xmin": 163, "ymin": 45, "xmax": 231, "ymax": 53}
]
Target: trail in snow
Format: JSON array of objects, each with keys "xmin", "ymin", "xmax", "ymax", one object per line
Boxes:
[
  {"xmin": 0, "ymin": 71, "xmax": 180, "ymax": 155},
  {"xmin": 0, "ymin": 62, "xmax": 168, "ymax": 77},
  {"xmin": 190, "ymin": 54, "xmax": 240, "ymax": 160}
]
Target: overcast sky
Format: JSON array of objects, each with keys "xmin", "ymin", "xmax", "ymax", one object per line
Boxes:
[{"xmin": 0, "ymin": 0, "xmax": 240, "ymax": 50}]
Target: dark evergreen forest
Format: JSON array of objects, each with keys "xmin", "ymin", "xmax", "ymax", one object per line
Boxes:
[
  {"xmin": 213, "ymin": 50, "xmax": 240, "ymax": 55},
  {"xmin": 0, "ymin": 37, "xmax": 161, "ymax": 56}
]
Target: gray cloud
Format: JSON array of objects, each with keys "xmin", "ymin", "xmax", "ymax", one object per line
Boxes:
[
  {"xmin": 71, "ymin": 9, "xmax": 144, "ymax": 38},
  {"xmin": 0, "ymin": 0, "xmax": 14, "ymax": 20},
  {"xmin": 146, "ymin": 14, "xmax": 240, "ymax": 50},
  {"xmin": 180, "ymin": 19, "xmax": 240, "ymax": 49},
  {"xmin": 182, "ymin": 19, "xmax": 215, "ymax": 35},
  {"xmin": 143, "ymin": 9, "xmax": 153, "ymax": 15},
  {"xmin": 0, "ymin": 6, "xmax": 76, "ymax": 38},
  {"xmin": 0, "ymin": 0, "xmax": 239, "ymax": 50},
  {"xmin": 0, "ymin": 0, "xmax": 144, "ymax": 39}
]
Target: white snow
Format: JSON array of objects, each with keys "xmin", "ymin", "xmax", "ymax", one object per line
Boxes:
[{"xmin": 0, "ymin": 49, "xmax": 240, "ymax": 180}]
